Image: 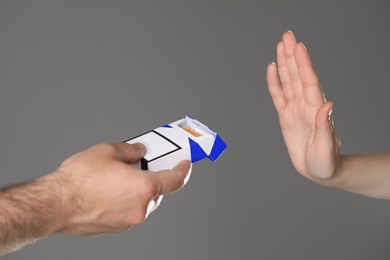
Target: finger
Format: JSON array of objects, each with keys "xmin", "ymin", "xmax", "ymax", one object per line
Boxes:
[
  {"xmin": 276, "ymin": 41, "xmax": 294, "ymax": 102},
  {"xmin": 150, "ymin": 160, "xmax": 192, "ymax": 195},
  {"xmin": 315, "ymin": 102, "xmax": 333, "ymax": 135},
  {"xmin": 111, "ymin": 142, "xmax": 146, "ymax": 164},
  {"xmin": 146, "ymin": 195, "xmax": 163, "ymax": 217},
  {"xmin": 282, "ymin": 31, "xmax": 304, "ymax": 100},
  {"xmin": 267, "ymin": 62, "xmax": 287, "ymax": 112},
  {"xmin": 313, "ymin": 101, "xmax": 335, "ymax": 179},
  {"xmin": 295, "ymin": 43, "xmax": 326, "ymax": 107}
]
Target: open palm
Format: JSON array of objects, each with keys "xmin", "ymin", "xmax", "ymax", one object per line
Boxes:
[{"xmin": 267, "ymin": 31, "xmax": 340, "ymax": 180}]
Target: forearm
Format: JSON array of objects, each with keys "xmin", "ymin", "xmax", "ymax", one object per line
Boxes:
[
  {"xmin": 319, "ymin": 154, "xmax": 390, "ymax": 200},
  {"xmin": 0, "ymin": 143, "xmax": 190, "ymax": 256},
  {"xmin": 0, "ymin": 173, "xmax": 68, "ymax": 256}
]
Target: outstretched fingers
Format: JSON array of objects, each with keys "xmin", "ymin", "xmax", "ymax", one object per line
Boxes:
[
  {"xmin": 282, "ymin": 31, "xmax": 304, "ymax": 100},
  {"xmin": 267, "ymin": 63, "xmax": 286, "ymax": 112},
  {"xmin": 276, "ymin": 41, "xmax": 295, "ymax": 103},
  {"xmin": 295, "ymin": 43, "xmax": 326, "ymax": 107}
]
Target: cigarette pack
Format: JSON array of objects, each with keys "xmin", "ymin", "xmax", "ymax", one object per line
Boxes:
[{"xmin": 125, "ymin": 116, "xmax": 227, "ymax": 171}]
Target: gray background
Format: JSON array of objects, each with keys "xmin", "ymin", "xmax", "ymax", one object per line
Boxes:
[{"xmin": 1, "ymin": 0, "xmax": 390, "ymax": 259}]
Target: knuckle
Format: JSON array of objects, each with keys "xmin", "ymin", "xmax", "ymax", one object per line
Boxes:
[
  {"xmin": 290, "ymin": 74, "xmax": 300, "ymax": 82},
  {"xmin": 132, "ymin": 210, "xmax": 148, "ymax": 225},
  {"xmin": 119, "ymin": 210, "xmax": 146, "ymax": 227},
  {"xmin": 140, "ymin": 177, "xmax": 159, "ymax": 199},
  {"xmin": 95, "ymin": 143, "xmax": 117, "ymax": 154},
  {"xmin": 95, "ymin": 142, "xmax": 112, "ymax": 150}
]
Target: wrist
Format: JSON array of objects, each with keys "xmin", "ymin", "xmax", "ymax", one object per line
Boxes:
[
  {"xmin": 35, "ymin": 171, "xmax": 76, "ymax": 234},
  {"xmin": 313, "ymin": 154, "xmax": 346, "ymax": 189}
]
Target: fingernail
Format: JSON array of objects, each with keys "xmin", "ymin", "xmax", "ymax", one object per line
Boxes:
[
  {"xmin": 267, "ymin": 62, "xmax": 276, "ymax": 70},
  {"xmin": 133, "ymin": 142, "xmax": 145, "ymax": 150},
  {"xmin": 328, "ymin": 102, "xmax": 333, "ymax": 116},
  {"xmin": 298, "ymin": 42, "xmax": 307, "ymax": 50},
  {"xmin": 179, "ymin": 160, "xmax": 191, "ymax": 168},
  {"xmin": 287, "ymin": 30, "xmax": 295, "ymax": 36}
]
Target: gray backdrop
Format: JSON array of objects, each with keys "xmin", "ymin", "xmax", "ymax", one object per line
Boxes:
[{"xmin": 1, "ymin": 1, "xmax": 390, "ymax": 259}]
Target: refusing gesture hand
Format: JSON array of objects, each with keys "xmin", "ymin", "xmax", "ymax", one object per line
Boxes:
[{"xmin": 267, "ymin": 31, "xmax": 341, "ymax": 182}]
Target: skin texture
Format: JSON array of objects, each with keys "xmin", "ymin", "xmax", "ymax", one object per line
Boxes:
[
  {"xmin": 0, "ymin": 142, "xmax": 191, "ymax": 256},
  {"xmin": 267, "ymin": 31, "xmax": 341, "ymax": 181},
  {"xmin": 267, "ymin": 31, "xmax": 390, "ymax": 199}
]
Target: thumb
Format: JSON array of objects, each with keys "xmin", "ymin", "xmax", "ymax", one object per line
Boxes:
[
  {"xmin": 314, "ymin": 101, "xmax": 333, "ymax": 136},
  {"xmin": 149, "ymin": 160, "xmax": 192, "ymax": 196},
  {"xmin": 111, "ymin": 142, "xmax": 146, "ymax": 164},
  {"xmin": 312, "ymin": 101, "xmax": 335, "ymax": 178}
]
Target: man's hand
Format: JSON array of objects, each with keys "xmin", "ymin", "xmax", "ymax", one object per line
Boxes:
[
  {"xmin": 55, "ymin": 142, "xmax": 192, "ymax": 235},
  {"xmin": 267, "ymin": 31, "xmax": 341, "ymax": 181},
  {"xmin": 0, "ymin": 142, "xmax": 191, "ymax": 256}
]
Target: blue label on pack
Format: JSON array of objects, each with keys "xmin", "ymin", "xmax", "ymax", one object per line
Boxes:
[{"xmin": 188, "ymin": 137, "xmax": 208, "ymax": 163}]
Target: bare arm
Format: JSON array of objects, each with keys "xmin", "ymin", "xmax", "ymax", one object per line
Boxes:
[
  {"xmin": 0, "ymin": 143, "xmax": 191, "ymax": 256},
  {"xmin": 0, "ymin": 175, "xmax": 66, "ymax": 255},
  {"xmin": 333, "ymin": 154, "xmax": 390, "ymax": 199},
  {"xmin": 267, "ymin": 31, "xmax": 390, "ymax": 199}
]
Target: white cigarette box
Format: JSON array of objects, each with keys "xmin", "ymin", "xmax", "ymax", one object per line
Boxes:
[{"xmin": 125, "ymin": 116, "xmax": 227, "ymax": 171}]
